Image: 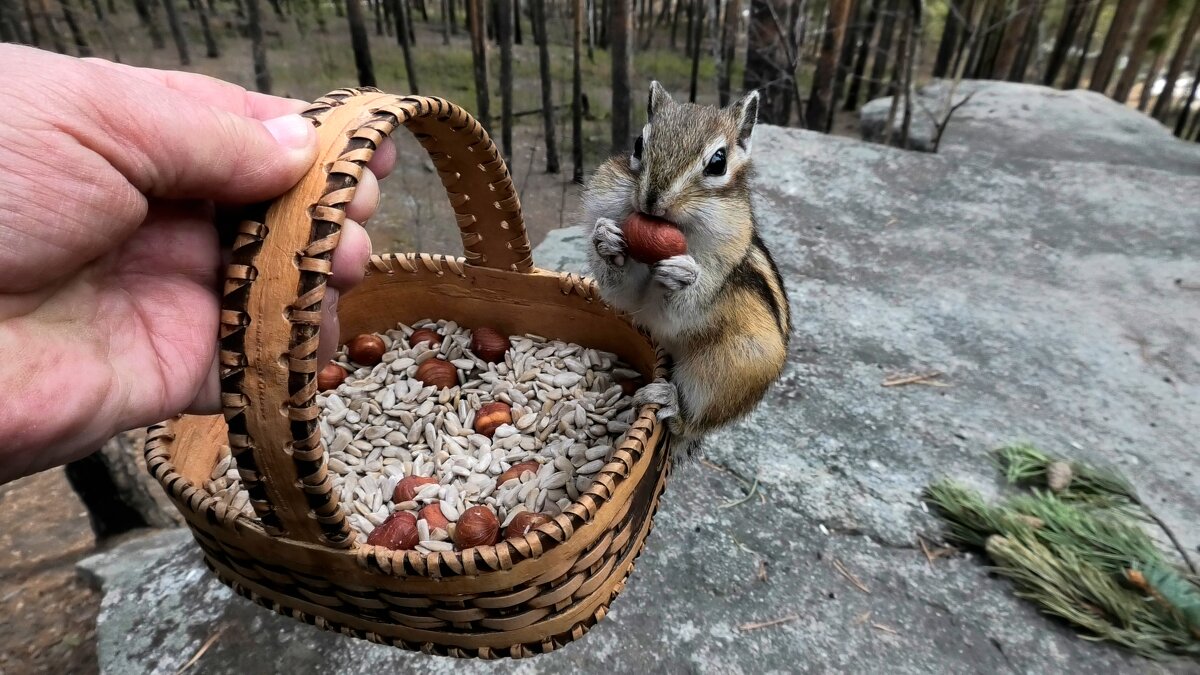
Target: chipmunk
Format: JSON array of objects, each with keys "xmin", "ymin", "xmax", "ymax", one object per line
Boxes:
[{"xmin": 582, "ymin": 81, "xmax": 791, "ymax": 456}]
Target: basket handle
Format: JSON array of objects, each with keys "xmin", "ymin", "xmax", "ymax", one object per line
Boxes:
[{"xmin": 219, "ymin": 88, "xmax": 531, "ymax": 546}]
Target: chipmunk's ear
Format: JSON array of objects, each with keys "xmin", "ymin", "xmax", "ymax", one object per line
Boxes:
[
  {"xmin": 732, "ymin": 90, "xmax": 760, "ymax": 152},
  {"xmin": 648, "ymin": 81, "xmax": 674, "ymax": 122}
]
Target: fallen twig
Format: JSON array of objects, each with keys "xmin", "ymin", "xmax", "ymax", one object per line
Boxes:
[
  {"xmin": 175, "ymin": 626, "xmax": 226, "ymax": 675},
  {"xmin": 832, "ymin": 558, "xmax": 871, "ymax": 594},
  {"xmin": 720, "ymin": 476, "xmax": 760, "ymax": 509},
  {"xmin": 882, "ymin": 371, "xmax": 949, "ymax": 387},
  {"xmin": 872, "ymin": 622, "xmax": 900, "ymax": 635},
  {"xmin": 738, "ymin": 614, "xmax": 800, "ymax": 632}
]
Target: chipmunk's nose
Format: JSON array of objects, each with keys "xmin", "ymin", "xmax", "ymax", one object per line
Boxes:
[{"xmin": 642, "ymin": 188, "xmax": 665, "ymax": 217}]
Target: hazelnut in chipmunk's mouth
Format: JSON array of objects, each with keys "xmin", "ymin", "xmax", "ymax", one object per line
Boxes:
[{"xmin": 622, "ymin": 212, "xmax": 688, "ymax": 265}]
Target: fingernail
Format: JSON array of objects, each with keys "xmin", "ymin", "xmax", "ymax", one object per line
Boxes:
[{"xmin": 263, "ymin": 114, "xmax": 314, "ymax": 150}]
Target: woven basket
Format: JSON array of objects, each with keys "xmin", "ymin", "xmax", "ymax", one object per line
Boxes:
[{"xmin": 143, "ymin": 88, "xmax": 674, "ymax": 658}]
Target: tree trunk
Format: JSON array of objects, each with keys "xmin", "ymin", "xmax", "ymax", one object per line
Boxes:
[
  {"xmin": 865, "ymin": 0, "xmax": 896, "ymax": 101},
  {"xmin": 992, "ymin": 0, "xmax": 1035, "ymax": 79},
  {"xmin": 1008, "ymin": 0, "xmax": 1043, "ymax": 81},
  {"xmin": 441, "ymin": 0, "xmax": 450, "ymax": 41},
  {"xmin": 417, "ymin": 0, "xmax": 427, "ymax": 21},
  {"xmin": 1174, "ymin": 57, "xmax": 1200, "ymax": 135},
  {"xmin": 573, "ymin": 0, "xmax": 584, "ymax": 182},
  {"xmin": 58, "ymin": 0, "xmax": 92, "ymax": 55},
  {"xmin": 844, "ymin": 0, "xmax": 879, "ymax": 109},
  {"xmin": 513, "ymin": 0, "xmax": 521, "ymax": 43},
  {"xmin": 969, "ymin": 0, "xmax": 1004, "ymax": 78},
  {"xmin": 671, "ymin": 0, "xmax": 684, "ymax": 47},
  {"xmin": 247, "ymin": 0, "xmax": 272, "ymax": 92},
  {"xmin": 346, "ymin": 0, "xmax": 376, "ymax": 85},
  {"xmin": 832, "ymin": 0, "xmax": 861, "ymax": 105},
  {"xmin": 87, "ymin": 0, "xmax": 100, "ymax": 19},
  {"xmin": 533, "ymin": 0, "xmax": 560, "ymax": 172},
  {"xmin": 450, "ymin": 0, "xmax": 458, "ymax": 32},
  {"xmin": 932, "ymin": 0, "xmax": 962, "ymax": 77},
  {"xmin": 1111, "ymin": 0, "xmax": 1169, "ymax": 102},
  {"xmin": 1042, "ymin": 0, "xmax": 1083, "ymax": 85},
  {"xmin": 130, "ymin": 0, "xmax": 167, "ymax": 47},
  {"xmin": 689, "ymin": 0, "xmax": 704, "ymax": 101},
  {"xmin": 1066, "ymin": 0, "xmax": 1102, "ymax": 88},
  {"xmin": 22, "ymin": 0, "xmax": 42, "ymax": 46},
  {"xmin": 611, "ymin": 0, "xmax": 632, "ymax": 150},
  {"xmin": 404, "ymin": 0, "xmax": 415, "ymax": 41},
  {"xmin": 268, "ymin": 0, "xmax": 283, "ymax": 18},
  {"xmin": 393, "ymin": 0, "xmax": 420, "ymax": 90},
  {"xmin": 161, "ymin": 0, "xmax": 190, "ymax": 64},
  {"xmin": 469, "ymin": 0, "xmax": 492, "ymax": 131},
  {"xmin": 1152, "ymin": 0, "xmax": 1200, "ymax": 120},
  {"xmin": 312, "ymin": 0, "xmax": 328, "ymax": 32},
  {"xmin": 805, "ymin": 0, "xmax": 851, "ymax": 131},
  {"xmin": 717, "ymin": 0, "xmax": 740, "ymax": 105},
  {"xmin": 64, "ymin": 431, "xmax": 181, "ymax": 541},
  {"xmin": 197, "ymin": 0, "xmax": 220, "ymax": 56},
  {"xmin": 744, "ymin": 0, "xmax": 791, "ymax": 124},
  {"xmin": 1137, "ymin": 47, "xmax": 1166, "ymax": 110},
  {"xmin": 40, "ymin": 0, "xmax": 68, "ymax": 52},
  {"xmin": 375, "ymin": 0, "xmax": 384, "ymax": 34},
  {"xmin": 899, "ymin": 0, "xmax": 921, "ymax": 145},
  {"xmin": 499, "ymin": 0, "xmax": 514, "ymax": 160},
  {"xmin": 1090, "ymin": 0, "xmax": 1138, "ymax": 93}
]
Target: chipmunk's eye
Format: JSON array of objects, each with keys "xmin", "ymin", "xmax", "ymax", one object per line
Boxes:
[
  {"xmin": 633, "ymin": 135, "xmax": 644, "ymax": 162},
  {"xmin": 705, "ymin": 148, "xmax": 727, "ymax": 176}
]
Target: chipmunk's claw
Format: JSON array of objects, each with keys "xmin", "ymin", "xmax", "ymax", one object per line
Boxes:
[
  {"xmin": 592, "ymin": 218, "xmax": 626, "ymax": 267},
  {"xmin": 634, "ymin": 378, "xmax": 679, "ymax": 421},
  {"xmin": 652, "ymin": 255, "xmax": 700, "ymax": 292}
]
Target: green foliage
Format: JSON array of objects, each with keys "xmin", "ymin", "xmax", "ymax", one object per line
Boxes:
[{"xmin": 924, "ymin": 445, "xmax": 1200, "ymax": 660}]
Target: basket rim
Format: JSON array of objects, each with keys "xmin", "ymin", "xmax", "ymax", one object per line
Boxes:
[{"xmin": 150, "ymin": 255, "xmax": 672, "ymax": 578}]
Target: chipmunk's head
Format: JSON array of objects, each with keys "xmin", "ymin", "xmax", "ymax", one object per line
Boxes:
[{"xmin": 629, "ymin": 82, "xmax": 758, "ymax": 244}]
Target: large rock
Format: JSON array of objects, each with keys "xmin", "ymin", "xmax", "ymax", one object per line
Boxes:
[
  {"xmin": 860, "ymin": 80, "xmax": 1200, "ymax": 174},
  {"xmin": 79, "ymin": 118, "xmax": 1200, "ymax": 674}
]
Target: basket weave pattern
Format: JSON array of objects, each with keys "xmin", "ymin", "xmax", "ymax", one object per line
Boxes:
[{"xmin": 144, "ymin": 88, "xmax": 675, "ymax": 658}]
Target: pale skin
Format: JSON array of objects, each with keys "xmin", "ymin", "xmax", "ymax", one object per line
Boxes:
[{"xmin": 0, "ymin": 45, "xmax": 391, "ymax": 483}]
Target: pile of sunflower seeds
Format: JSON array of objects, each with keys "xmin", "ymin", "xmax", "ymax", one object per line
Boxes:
[{"xmin": 207, "ymin": 319, "xmax": 640, "ymax": 552}]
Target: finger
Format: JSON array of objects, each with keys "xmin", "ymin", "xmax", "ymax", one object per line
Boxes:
[
  {"xmin": 367, "ymin": 138, "xmax": 397, "ymax": 180},
  {"xmin": 346, "ymin": 169, "xmax": 380, "ymax": 224},
  {"xmin": 81, "ymin": 56, "xmax": 308, "ymax": 120},
  {"xmin": 9, "ymin": 49, "xmax": 318, "ymax": 203},
  {"xmin": 317, "ymin": 287, "xmax": 341, "ymax": 367},
  {"xmin": 331, "ymin": 218, "xmax": 371, "ymax": 290}
]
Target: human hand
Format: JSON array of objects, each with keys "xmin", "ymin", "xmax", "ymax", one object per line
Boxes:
[{"xmin": 0, "ymin": 45, "xmax": 394, "ymax": 482}]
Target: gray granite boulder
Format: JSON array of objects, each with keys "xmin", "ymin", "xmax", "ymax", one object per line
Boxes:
[
  {"xmin": 79, "ymin": 118, "xmax": 1200, "ymax": 674},
  {"xmin": 860, "ymin": 79, "xmax": 1200, "ymax": 175}
]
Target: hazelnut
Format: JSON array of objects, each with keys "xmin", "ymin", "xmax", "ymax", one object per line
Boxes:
[
  {"xmin": 470, "ymin": 327, "xmax": 511, "ymax": 363},
  {"xmin": 622, "ymin": 212, "xmax": 688, "ymax": 264},
  {"xmin": 504, "ymin": 512, "xmax": 552, "ymax": 540},
  {"xmin": 317, "ymin": 362, "xmax": 347, "ymax": 391},
  {"xmin": 420, "ymin": 503, "xmax": 452, "ymax": 532},
  {"xmin": 497, "ymin": 460, "xmax": 540, "ymax": 485},
  {"xmin": 409, "ymin": 327, "xmax": 442, "ymax": 349},
  {"xmin": 415, "ymin": 358, "xmax": 458, "ymax": 389},
  {"xmin": 474, "ymin": 402, "xmax": 513, "ymax": 438},
  {"xmin": 393, "ymin": 475, "xmax": 438, "ymax": 503},
  {"xmin": 366, "ymin": 511, "xmax": 419, "ymax": 551},
  {"xmin": 454, "ymin": 505, "xmax": 500, "ymax": 549},
  {"xmin": 348, "ymin": 334, "xmax": 386, "ymax": 366}
]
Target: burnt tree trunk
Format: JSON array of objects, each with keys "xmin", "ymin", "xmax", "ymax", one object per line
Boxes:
[
  {"xmin": 1066, "ymin": 0, "xmax": 1103, "ymax": 88},
  {"xmin": 58, "ymin": 0, "xmax": 93, "ymax": 56},
  {"xmin": 611, "ymin": 0, "xmax": 633, "ymax": 151},
  {"xmin": 469, "ymin": 0, "xmax": 492, "ymax": 131},
  {"xmin": 717, "ymin": 0, "xmax": 741, "ymax": 105},
  {"xmin": 394, "ymin": 0, "xmax": 420, "ymax": 90},
  {"xmin": 1043, "ymin": 0, "xmax": 1084, "ymax": 85},
  {"xmin": 499, "ymin": 0, "xmax": 514, "ymax": 160},
  {"xmin": 744, "ymin": 0, "xmax": 792, "ymax": 124},
  {"xmin": 689, "ymin": 0, "xmax": 704, "ymax": 101},
  {"xmin": 992, "ymin": 0, "xmax": 1036, "ymax": 79},
  {"xmin": 161, "ymin": 0, "xmax": 190, "ymax": 63},
  {"xmin": 932, "ymin": 0, "xmax": 962, "ymax": 77},
  {"xmin": 404, "ymin": 0, "xmax": 415, "ymax": 41},
  {"xmin": 1008, "ymin": 0, "xmax": 1043, "ymax": 81},
  {"xmin": 1090, "ymin": 0, "xmax": 1138, "ymax": 93},
  {"xmin": 1137, "ymin": 47, "xmax": 1166, "ymax": 110},
  {"xmin": 533, "ymin": 0, "xmax": 560, "ymax": 172},
  {"xmin": 573, "ymin": 0, "xmax": 585, "ymax": 182},
  {"xmin": 64, "ymin": 431, "xmax": 181, "ymax": 541},
  {"xmin": 248, "ymin": 0, "xmax": 272, "ymax": 92},
  {"xmin": 449, "ymin": 0, "xmax": 458, "ymax": 32},
  {"xmin": 833, "ymin": 0, "xmax": 863, "ymax": 107},
  {"xmin": 866, "ymin": 0, "xmax": 897, "ymax": 101},
  {"xmin": 1112, "ymin": 0, "xmax": 1169, "ymax": 102},
  {"xmin": 844, "ymin": 0, "xmax": 880, "ymax": 109},
  {"xmin": 1152, "ymin": 0, "xmax": 1200, "ymax": 120},
  {"xmin": 197, "ymin": 0, "xmax": 220, "ymax": 56},
  {"xmin": 805, "ymin": 0, "xmax": 851, "ymax": 131},
  {"xmin": 513, "ymin": 0, "xmax": 521, "ymax": 43},
  {"xmin": 346, "ymin": 0, "xmax": 377, "ymax": 86}
]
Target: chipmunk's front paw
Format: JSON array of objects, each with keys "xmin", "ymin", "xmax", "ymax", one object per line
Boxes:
[
  {"xmin": 633, "ymin": 378, "xmax": 679, "ymax": 421},
  {"xmin": 652, "ymin": 255, "xmax": 700, "ymax": 292},
  {"xmin": 592, "ymin": 218, "xmax": 626, "ymax": 268}
]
